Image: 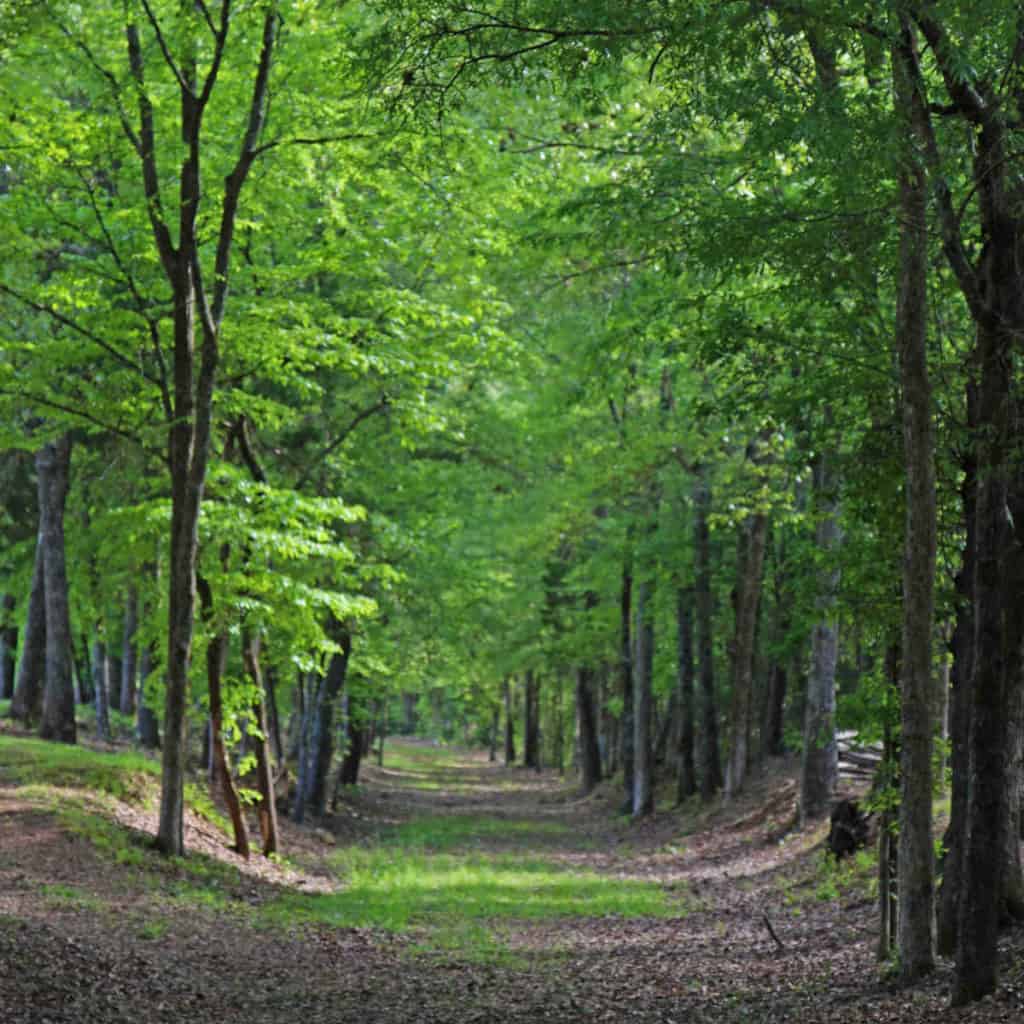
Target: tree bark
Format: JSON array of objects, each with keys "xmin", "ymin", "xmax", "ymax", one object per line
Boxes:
[
  {"xmin": 92, "ymin": 639, "xmax": 110, "ymax": 742},
  {"xmin": 0, "ymin": 594, "xmax": 16, "ymax": 701},
  {"xmin": 242, "ymin": 630, "xmax": 279, "ymax": 857},
  {"xmin": 801, "ymin": 445, "xmax": 840, "ymax": 823},
  {"xmin": 524, "ymin": 669, "xmax": 541, "ymax": 771},
  {"xmin": 893, "ymin": 23, "xmax": 936, "ymax": 980},
  {"xmin": 37, "ymin": 435, "xmax": 75, "ymax": 745},
  {"xmin": 503, "ymin": 676, "xmax": 516, "ymax": 764},
  {"xmin": 695, "ymin": 468, "xmax": 722, "ymax": 799},
  {"xmin": 620, "ymin": 547, "xmax": 635, "ymax": 806},
  {"xmin": 676, "ymin": 586, "xmax": 697, "ymax": 802},
  {"xmin": 576, "ymin": 665, "xmax": 603, "ymax": 794},
  {"xmin": 302, "ymin": 630, "xmax": 352, "ymax": 819},
  {"xmin": 338, "ymin": 695, "xmax": 365, "ymax": 787},
  {"xmin": 726, "ymin": 505, "xmax": 770, "ymax": 801},
  {"xmin": 10, "ymin": 538, "xmax": 46, "ymax": 724},
  {"xmin": 633, "ymin": 572, "xmax": 656, "ymax": 816},
  {"xmin": 136, "ymin": 643, "xmax": 160, "ymax": 749},
  {"xmin": 197, "ymin": 576, "xmax": 248, "ymax": 859},
  {"xmin": 120, "ymin": 588, "xmax": 138, "ymax": 715}
]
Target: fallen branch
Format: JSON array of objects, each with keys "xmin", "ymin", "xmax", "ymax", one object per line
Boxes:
[{"xmin": 762, "ymin": 912, "xmax": 785, "ymax": 951}]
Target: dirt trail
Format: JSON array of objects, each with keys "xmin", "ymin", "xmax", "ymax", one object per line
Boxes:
[{"xmin": 1, "ymin": 742, "xmax": 1022, "ymax": 1023}]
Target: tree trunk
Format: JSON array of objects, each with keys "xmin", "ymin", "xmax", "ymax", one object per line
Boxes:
[
  {"xmin": 726, "ymin": 507, "xmax": 770, "ymax": 800},
  {"xmin": 503, "ymin": 676, "xmax": 516, "ymax": 764},
  {"xmin": 37, "ymin": 435, "xmax": 75, "ymax": 745},
  {"xmin": 338, "ymin": 696, "xmax": 364, "ymax": 787},
  {"xmin": 0, "ymin": 594, "xmax": 16, "ymax": 701},
  {"xmin": 676, "ymin": 586, "xmax": 697, "ymax": 802},
  {"xmin": 302, "ymin": 630, "xmax": 352, "ymax": 819},
  {"xmin": 242, "ymin": 630, "xmax": 279, "ymax": 857},
  {"xmin": 801, "ymin": 445, "xmax": 840, "ymax": 823},
  {"xmin": 576, "ymin": 665, "xmax": 603, "ymax": 794},
  {"xmin": 633, "ymin": 571, "xmax": 656, "ymax": 816},
  {"xmin": 893, "ymin": 30, "xmax": 936, "ymax": 980},
  {"xmin": 937, "ymin": 431, "xmax": 975, "ymax": 954},
  {"xmin": 10, "ymin": 537, "xmax": 46, "ymax": 724},
  {"xmin": 620, "ymin": 548, "xmax": 635, "ymax": 807},
  {"xmin": 695, "ymin": 468, "xmax": 722, "ymax": 799},
  {"xmin": 120, "ymin": 588, "xmax": 138, "ymax": 715},
  {"xmin": 489, "ymin": 705, "xmax": 499, "ymax": 762},
  {"xmin": 92, "ymin": 639, "xmax": 110, "ymax": 742},
  {"xmin": 196, "ymin": 576, "xmax": 248, "ymax": 859},
  {"xmin": 524, "ymin": 669, "xmax": 541, "ymax": 771},
  {"xmin": 136, "ymin": 643, "xmax": 160, "ymax": 749}
]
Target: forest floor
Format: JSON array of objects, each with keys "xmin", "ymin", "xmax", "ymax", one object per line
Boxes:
[{"xmin": 2, "ymin": 731, "xmax": 1024, "ymax": 1023}]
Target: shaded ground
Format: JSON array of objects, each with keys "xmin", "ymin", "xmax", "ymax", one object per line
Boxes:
[{"xmin": 2, "ymin": 737, "xmax": 1023, "ymax": 1023}]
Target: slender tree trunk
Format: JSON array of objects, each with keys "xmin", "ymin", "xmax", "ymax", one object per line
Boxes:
[
  {"xmin": 503, "ymin": 677, "xmax": 516, "ymax": 764},
  {"xmin": 937, "ymin": 431, "xmax": 975, "ymax": 954},
  {"xmin": 242, "ymin": 630, "xmax": 278, "ymax": 856},
  {"xmin": 576, "ymin": 665, "xmax": 603, "ymax": 794},
  {"xmin": 0, "ymin": 594, "xmax": 16, "ymax": 701},
  {"xmin": 695, "ymin": 469, "xmax": 722, "ymax": 799},
  {"xmin": 120, "ymin": 588, "xmax": 138, "ymax": 715},
  {"xmin": 263, "ymin": 667, "xmax": 283, "ymax": 767},
  {"xmin": 92, "ymin": 639, "xmax": 110, "ymax": 742},
  {"xmin": 633, "ymin": 571, "xmax": 656, "ymax": 816},
  {"xmin": 676, "ymin": 586, "xmax": 697, "ymax": 802},
  {"xmin": 303, "ymin": 630, "xmax": 352, "ymax": 818},
  {"xmin": 726, "ymin": 504, "xmax": 770, "ymax": 800},
  {"xmin": 524, "ymin": 669, "xmax": 541, "ymax": 771},
  {"xmin": 136, "ymin": 643, "xmax": 160, "ymax": 749},
  {"xmin": 892, "ymin": 29, "xmax": 936, "ymax": 977},
  {"xmin": 38, "ymin": 435, "xmax": 75, "ymax": 745},
  {"xmin": 10, "ymin": 542, "xmax": 46, "ymax": 724},
  {"xmin": 762, "ymin": 533, "xmax": 790, "ymax": 759},
  {"xmin": 489, "ymin": 705, "xmax": 499, "ymax": 762},
  {"xmin": 197, "ymin": 576, "xmax": 248, "ymax": 858},
  {"xmin": 338, "ymin": 695, "xmax": 364, "ymax": 787},
  {"xmin": 620, "ymin": 548, "xmax": 635, "ymax": 806},
  {"xmin": 801, "ymin": 445, "xmax": 840, "ymax": 823}
]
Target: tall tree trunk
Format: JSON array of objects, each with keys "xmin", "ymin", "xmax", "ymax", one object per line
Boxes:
[
  {"xmin": 726, "ymin": 506, "xmax": 770, "ymax": 800},
  {"xmin": 0, "ymin": 594, "xmax": 16, "ymax": 701},
  {"xmin": 503, "ymin": 677, "xmax": 516, "ymax": 765},
  {"xmin": 937, "ymin": 427, "xmax": 975, "ymax": 955},
  {"xmin": 302, "ymin": 630, "xmax": 352, "ymax": 819},
  {"xmin": 136, "ymin": 643, "xmax": 160, "ymax": 749},
  {"xmin": 695, "ymin": 468, "xmax": 722, "ymax": 799},
  {"xmin": 633, "ymin": 571, "xmax": 656, "ymax": 816},
  {"xmin": 338, "ymin": 695, "xmax": 365, "ymax": 787},
  {"xmin": 92, "ymin": 639, "xmax": 110, "ymax": 742},
  {"xmin": 263, "ymin": 667, "xmax": 283, "ymax": 767},
  {"xmin": 801, "ymin": 444, "xmax": 840, "ymax": 823},
  {"xmin": 524, "ymin": 669, "xmax": 541, "ymax": 771},
  {"xmin": 197, "ymin": 576, "xmax": 248, "ymax": 859},
  {"xmin": 489, "ymin": 705, "xmax": 499, "ymax": 762},
  {"xmin": 38, "ymin": 435, "xmax": 75, "ymax": 745},
  {"xmin": 620, "ymin": 548, "xmax": 635, "ymax": 807},
  {"xmin": 10, "ymin": 537, "xmax": 46, "ymax": 724},
  {"xmin": 676, "ymin": 586, "xmax": 697, "ymax": 802},
  {"xmin": 576, "ymin": 665, "xmax": 603, "ymax": 794},
  {"xmin": 762, "ymin": 533, "xmax": 790, "ymax": 759},
  {"xmin": 242, "ymin": 630, "xmax": 279, "ymax": 857},
  {"xmin": 893, "ymin": 24, "xmax": 936, "ymax": 980},
  {"xmin": 120, "ymin": 588, "xmax": 138, "ymax": 715}
]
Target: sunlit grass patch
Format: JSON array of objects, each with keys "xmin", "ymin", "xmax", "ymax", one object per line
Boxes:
[
  {"xmin": 261, "ymin": 839, "xmax": 678, "ymax": 963},
  {"xmin": 387, "ymin": 815, "xmax": 569, "ymax": 853},
  {"xmin": 0, "ymin": 734, "xmax": 157, "ymax": 803},
  {"xmin": 41, "ymin": 883, "xmax": 106, "ymax": 912}
]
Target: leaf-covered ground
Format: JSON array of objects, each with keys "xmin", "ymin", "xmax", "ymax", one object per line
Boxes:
[{"xmin": 2, "ymin": 734, "xmax": 1023, "ymax": 1023}]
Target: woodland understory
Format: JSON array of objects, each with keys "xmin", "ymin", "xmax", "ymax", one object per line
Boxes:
[{"xmin": 2, "ymin": 733, "xmax": 1023, "ymax": 1024}]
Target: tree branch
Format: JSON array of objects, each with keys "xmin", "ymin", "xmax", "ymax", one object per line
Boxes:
[
  {"xmin": 295, "ymin": 397, "xmax": 391, "ymax": 491},
  {"xmin": 126, "ymin": 22, "xmax": 177, "ymax": 283}
]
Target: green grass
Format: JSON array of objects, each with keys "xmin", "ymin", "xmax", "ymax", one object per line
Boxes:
[
  {"xmin": 41, "ymin": 883, "xmax": 105, "ymax": 912},
  {"xmin": 384, "ymin": 815, "xmax": 570, "ymax": 853},
  {"xmin": 0, "ymin": 734, "xmax": 158, "ymax": 802},
  {"xmin": 261, "ymin": 812, "xmax": 679, "ymax": 962}
]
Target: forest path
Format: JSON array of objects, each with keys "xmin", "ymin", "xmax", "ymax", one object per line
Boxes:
[{"xmin": 1, "ymin": 736, "xmax": 1019, "ymax": 1023}]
